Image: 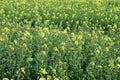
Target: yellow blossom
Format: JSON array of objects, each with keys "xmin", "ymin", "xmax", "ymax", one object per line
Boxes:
[
  {"xmin": 39, "ymin": 77, "xmax": 46, "ymax": 80},
  {"xmin": 41, "ymin": 51, "xmax": 46, "ymax": 55},
  {"xmin": 75, "ymin": 21, "xmax": 79, "ymax": 24},
  {"xmin": 40, "ymin": 68, "xmax": 48, "ymax": 74},
  {"xmin": 74, "ymin": 41, "xmax": 79, "ymax": 46},
  {"xmin": 23, "ymin": 43, "xmax": 27, "ymax": 48},
  {"xmin": 108, "ymin": 59, "xmax": 115, "ymax": 68},
  {"xmin": 42, "ymin": 44, "xmax": 48, "ymax": 48},
  {"xmin": 115, "ymin": 15, "xmax": 119, "ymax": 20},
  {"xmin": 3, "ymin": 27, "xmax": 10, "ymax": 32},
  {"xmin": 47, "ymin": 75, "xmax": 51, "ymax": 80},
  {"xmin": 78, "ymin": 35, "xmax": 82, "ymax": 40},
  {"xmin": 52, "ymin": 69, "xmax": 56, "ymax": 74},
  {"xmin": 24, "ymin": 31, "xmax": 30, "ymax": 36},
  {"xmin": 44, "ymin": 20, "xmax": 50, "ymax": 24},
  {"xmin": 61, "ymin": 42, "xmax": 66, "ymax": 46},
  {"xmin": 113, "ymin": 24, "xmax": 117, "ymax": 29},
  {"xmin": 54, "ymin": 78, "xmax": 59, "ymax": 80},
  {"xmin": 20, "ymin": 67, "xmax": 25, "ymax": 73},
  {"xmin": 43, "ymin": 27, "xmax": 49, "ymax": 32},
  {"xmin": 14, "ymin": 40, "xmax": 17, "ymax": 44},
  {"xmin": 105, "ymin": 47, "xmax": 109, "ymax": 52},
  {"xmin": 70, "ymin": 47, "xmax": 74, "ymax": 50},
  {"xmin": 0, "ymin": 37, "xmax": 3, "ymax": 42},
  {"xmin": 27, "ymin": 57, "xmax": 33, "ymax": 62},
  {"xmin": 9, "ymin": 45, "xmax": 14, "ymax": 51},
  {"xmin": 39, "ymin": 31, "xmax": 45, "ymax": 37},
  {"xmin": 90, "ymin": 61, "xmax": 95, "ymax": 65},
  {"xmin": 3, "ymin": 78, "xmax": 9, "ymax": 80},
  {"xmin": 117, "ymin": 57, "xmax": 120, "ymax": 62},
  {"xmin": 117, "ymin": 64, "xmax": 120, "ymax": 68},
  {"xmin": 71, "ymin": 33, "xmax": 76, "ymax": 41},
  {"xmin": 53, "ymin": 47, "xmax": 59, "ymax": 52},
  {"xmin": 61, "ymin": 45, "xmax": 65, "ymax": 51},
  {"xmin": 97, "ymin": 65, "xmax": 103, "ymax": 69}
]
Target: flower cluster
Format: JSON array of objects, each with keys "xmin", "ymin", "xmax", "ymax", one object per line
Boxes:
[{"xmin": 0, "ymin": 0, "xmax": 120, "ymax": 80}]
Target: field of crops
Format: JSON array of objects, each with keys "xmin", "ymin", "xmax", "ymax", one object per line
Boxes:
[{"xmin": 0, "ymin": 0, "xmax": 120, "ymax": 80}]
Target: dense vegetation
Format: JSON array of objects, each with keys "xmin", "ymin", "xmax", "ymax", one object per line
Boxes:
[{"xmin": 0, "ymin": 0, "xmax": 120, "ymax": 80}]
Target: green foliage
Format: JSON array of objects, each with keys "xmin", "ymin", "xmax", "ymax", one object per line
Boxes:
[{"xmin": 0, "ymin": 0, "xmax": 120, "ymax": 80}]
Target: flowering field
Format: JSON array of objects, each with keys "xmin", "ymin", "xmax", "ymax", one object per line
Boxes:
[{"xmin": 0, "ymin": 0, "xmax": 120, "ymax": 80}]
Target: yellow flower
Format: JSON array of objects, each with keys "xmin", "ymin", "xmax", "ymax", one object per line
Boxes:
[
  {"xmin": 47, "ymin": 75, "xmax": 51, "ymax": 80},
  {"xmin": 39, "ymin": 31, "xmax": 45, "ymax": 38},
  {"xmin": 14, "ymin": 40, "xmax": 17, "ymax": 44},
  {"xmin": 27, "ymin": 57, "xmax": 33, "ymax": 62},
  {"xmin": 39, "ymin": 77, "xmax": 46, "ymax": 80},
  {"xmin": 3, "ymin": 78, "xmax": 9, "ymax": 80},
  {"xmin": 22, "ymin": 36, "xmax": 27, "ymax": 40},
  {"xmin": 62, "ymin": 29, "xmax": 67, "ymax": 34},
  {"xmin": 97, "ymin": 65, "xmax": 103, "ymax": 69},
  {"xmin": 117, "ymin": 64, "xmax": 120, "ymax": 68},
  {"xmin": 44, "ymin": 20, "xmax": 50, "ymax": 24},
  {"xmin": 23, "ymin": 43, "xmax": 27, "ymax": 48},
  {"xmin": 71, "ymin": 33, "xmax": 76, "ymax": 41},
  {"xmin": 61, "ymin": 42, "xmax": 66, "ymax": 46},
  {"xmin": 74, "ymin": 41, "xmax": 79, "ymax": 46},
  {"xmin": 108, "ymin": 59, "xmax": 115, "ymax": 68},
  {"xmin": 3, "ymin": 27, "xmax": 10, "ymax": 32},
  {"xmin": 113, "ymin": 24, "xmax": 117, "ymax": 29},
  {"xmin": 58, "ymin": 61, "xmax": 63, "ymax": 65},
  {"xmin": 42, "ymin": 44, "xmax": 48, "ymax": 48},
  {"xmin": 90, "ymin": 61, "xmax": 95, "ymax": 65},
  {"xmin": 52, "ymin": 69, "xmax": 56, "ymax": 74},
  {"xmin": 43, "ymin": 27, "xmax": 49, "ymax": 32},
  {"xmin": 41, "ymin": 51, "xmax": 46, "ymax": 55},
  {"xmin": 105, "ymin": 47, "xmax": 109, "ymax": 52},
  {"xmin": 70, "ymin": 47, "xmax": 74, "ymax": 50},
  {"xmin": 9, "ymin": 45, "xmax": 14, "ymax": 51},
  {"xmin": 54, "ymin": 78, "xmax": 59, "ymax": 80},
  {"xmin": 95, "ymin": 49, "xmax": 100, "ymax": 55},
  {"xmin": 53, "ymin": 47, "xmax": 59, "ymax": 52},
  {"xmin": 20, "ymin": 67, "xmax": 25, "ymax": 73},
  {"xmin": 40, "ymin": 68, "xmax": 48, "ymax": 74},
  {"xmin": 24, "ymin": 31, "xmax": 30, "ymax": 36},
  {"xmin": 78, "ymin": 35, "xmax": 82, "ymax": 40},
  {"xmin": 115, "ymin": 15, "xmax": 119, "ymax": 20},
  {"xmin": 0, "ymin": 37, "xmax": 3, "ymax": 42},
  {"xmin": 75, "ymin": 21, "xmax": 79, "ymax": 24},
  {"xmin": 61, "ymin": 45, "xmax": 65, "ymax": 51},
  {"xmin": 117, "ymin": 57, "xmax": 120, "ymax": 62}
]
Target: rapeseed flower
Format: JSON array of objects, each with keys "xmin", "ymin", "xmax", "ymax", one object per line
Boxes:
[
  {"xmin": 74, "ymin": 41, "xmax": 78, "ymax": 46},
  {"xmin": 3, "ymin": 78, "xmax": 9, "ymax": 80},
  {"xmin": 20, "ymin": 67, "xmax": 25, "ymax": 73},
  {"xmin": 117, "ymin": 57, "xmax": 120, "ymax": 63},
  {"xmin": 115, "ymin": 15, "xmax": 119, "ymax": 20},
  {"xmin": 53, "ymin": 47, "xmax": 59, "ymax": 52},
  {"xmin": 39, "ymin": 31, "xmax": 45, "ymax": 38},
  {"xmin": 41, "ymin": 51, "xmax": 46, "ymax": 55},
  {"xmin": 52, "ymin": 69, "xmax": 56, "ymax": 74},
  {"xmin": 39, "ymin": 77, "xmax": 46, "ymax": 80},
  {"xmin": 54, "ymin": 78, "xmax": 59, "ymax": 80},
  {"xmin": 40, "ymin": 68, "xmax": 48, "ymax": 74},
  {"xmin": 108, "ymin": 59, "xmax": 115, "ymax": 67},
  {"xmin": 24, "ymin": 31, "xmax": 30, "ymax": 36},
  {"xmin": 117, "ymin": 64, "xmax": 120, "ymax": 68},
  {"xmin": 9, "ymin": 45, "xmax": 14, "ymax": 51},
  {"xmin": 0, "ymin": 37, "xmax": 3, "ymax": 42},
  {"xmin": 47, "ymin": 75, "xmax": 51, "ymax": 80},
  {"xmin": 61, "ymin": 45, "xmax": 65, "ymax": 51},
  {"xmin": 97, "ymin": 65, "xmax": 103, "ymax": 69},
  {"xmin": 71, "ymin": 33, "xmax": 76, "ymax": 41}
]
